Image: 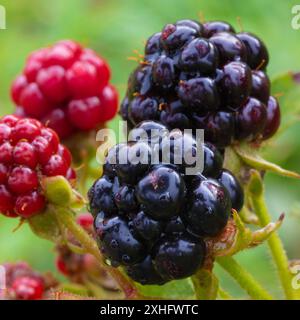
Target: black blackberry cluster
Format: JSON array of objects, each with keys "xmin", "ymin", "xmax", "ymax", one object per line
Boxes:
[
  {"xmin": 88, "ymin": 121, "xmax": 244, "ymax": 285},
  {"xmin": 120, "ymin": 20, "xmax": 280, "ymax": 147}
]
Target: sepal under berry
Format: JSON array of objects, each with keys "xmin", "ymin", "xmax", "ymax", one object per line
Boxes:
[
  {"xmin": 209, "ymin": 210, "xmax": 284, "ymax": 257},
  {"xmin": 42, "ymin": 175, "xmax": 85, "ymax": 208}
]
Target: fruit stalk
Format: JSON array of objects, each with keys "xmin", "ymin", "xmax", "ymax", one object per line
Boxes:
[
  {"xmin": 217, "ymin": 256, "xmax": 273, "ymax": 300},
  {"xmin": 54, "ymin": 206, "xmax": 141, "ymax": 299},
  {"xmin": 191, "ymin": 269, "xmax": 219, "ymax": 300},
  {"xmin": 218, "ymin": 287, "xmax": 233, "ymax": 300},
  {"xmin": 249, "ymin": 172, "xmax": 296, "ymax": 300}
]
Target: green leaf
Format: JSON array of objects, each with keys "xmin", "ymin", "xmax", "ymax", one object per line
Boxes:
[
  {"xmin": 234, "ymin": 144, "xmax": 300, "ymax": 179},
  {"xmin": 271, "ymin": 72, "xmax": 296, "ymax": 97}
]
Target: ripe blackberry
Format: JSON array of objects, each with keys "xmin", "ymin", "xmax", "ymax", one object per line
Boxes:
[
  {"xmin": 11, "ymin": 40, "xmax": 118, "ymax": 139},
  {"xmin": 89, "ymin": 122, "xmax": 243, "ymax": 284},
  {"xmin": 0, "ymin": 115, "xmax": 75, "ymax": 218},
  {"xmin": 120, "ymin": 19, "xmax": 280, "ymax": 147}
]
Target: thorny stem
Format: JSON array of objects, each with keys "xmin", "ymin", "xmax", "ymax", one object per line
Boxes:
[
  {"xmin": 54, "ymin": 206, "xmax": 142, "ymax": 299},
  {"xmin": 217, "ymin": 256, "xmax": 274, "ymax": 300},
  {"xmin": 250, "ymin": 185, "xmax": 296, "ymax": 300}
]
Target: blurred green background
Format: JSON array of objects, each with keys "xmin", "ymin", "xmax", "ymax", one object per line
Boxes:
[{"xmin": 1, "ymin": 0, "xmax": 300, "ymax": 298}]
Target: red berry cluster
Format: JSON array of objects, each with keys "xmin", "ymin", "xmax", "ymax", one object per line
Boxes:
[
  {"xmin": 11, "ymin": 276, "xmax": 44, "ymax": 300},
  {"xmin": 11, "ymin": 40, "xmax": 118, "ymax": 139},
  {"xmin": 0, "ymin": 115, "xmax": 75, "ymax": 218},
  {"xmin": 1, "ymin": 262, "xmax": 45, "ymax": 300}
]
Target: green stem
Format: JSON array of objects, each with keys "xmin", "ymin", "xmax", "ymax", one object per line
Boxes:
[
  {"xmin": 217, "ymin": 256, "xmax": 273, "ymax": 300},
  {"xmin": 191, "ymin": 269, "xmax": 218, "ymax": 300},
  {"xmin": 218, "ymin": 287, "xmax": 233, "ymax": 300},
  {"xmin": 54, "ymin": 206, "xmax": 142, "ymax": 299},
  {"xmin": 251, "ymin": 190, "xmax": 296, "ymax": 300},
  {"xmin": 77, "ymin": 161, "xmax": 89, "ymax": 196}
]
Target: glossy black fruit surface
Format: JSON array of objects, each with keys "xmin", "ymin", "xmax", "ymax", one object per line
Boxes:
[
  {"xmin": 94, "ymin": 214, "xmax": 146, "ymax": 266},
  {"xmin": 89, "ymin": 122, "xmax": 244, "ymax": 285},
  {"xmin": 88, "ymin": 176, "xmax": 118, "ymax": 216},
  {"xmin": 132, "ymin": 210, "xmax": 163, "ymax": 242},
  {"xmin": 120, "ymin": 19, "xmax": 279, "ymax": 147},
  {"xmin": 219, "ymin": 61, "xmax": 252, "ymax": 108},
  {"xmin": 218, "ymin": 169, "xmax": 244, "ymax": 212},
  {"xmin": 262, "ymin": 96, "xmax": 281, "ymax": 140},
  {"xmin": 236, "ymin": 32, "xmax": 269, "ymax": 70},
  {"xmin": 185, "ymin": 179, "xmax": 231, "ymax": 237},
  {"xmin": 235, "ymin": 97, "xmax": 267, "ymax": 140},
  {"xmin": 136, "ymin": 165, "xmax": 186, "ymax": 220},
  {"xmin": 153, "ymin": 234, "xmax": 206, "ymax": 280},
  {"xmin": 203, "ymin": 21, "xmax": 235, "ymax": 37},
  {"xmin": 251, "ymin": 70, "xmax": 270, "ymax": 104},
  {"xmin": 125, "ymin": 256, "xmax": 167, "ymax": 285}
]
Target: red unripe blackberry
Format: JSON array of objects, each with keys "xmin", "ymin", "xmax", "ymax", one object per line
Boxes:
[
  {"xmin": 11, "ymin": 40, "xmax": 118, "ymax": 139},
  {"xmin": 0, "ymin": 185, "xmax": 15, "ymax": 216},
  {"xmin": 15, "ymin": 191, "xmax": 46, "ymax": 218},
  {"xmin": 56, "ymin": 256, "xmax": 68, "ymax": 276},
  {"xmin": 11, "ymin": 276, "xmax": 44, "ymax": 300},
  {"xmin": 8, "ymin": 167, "xmax": 39, "ymax": 194},
  {"xmin": 67, "ymin": 97, "xmax": 103, "ymax": 130},
  {"xmin": 0, "ymin": 115, "xmax": 75, "ymax": 218},
  {"xmin": 0, "ymin": 163, "xmax": 8, "ymax": 183},
  {"xmin": 76, "ymin": 212, "xmax": 94, "ymax": 229}
]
